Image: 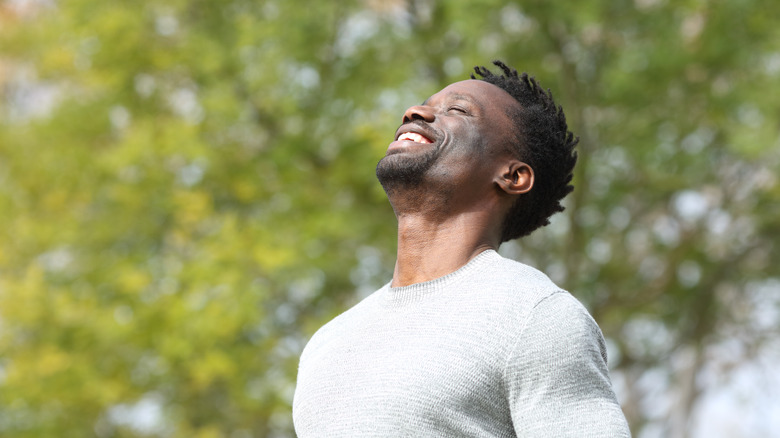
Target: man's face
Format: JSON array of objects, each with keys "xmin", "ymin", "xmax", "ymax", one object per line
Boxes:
[{"xmin": 376, "ymin": 80, "xmax": 521, "ymax": 196}]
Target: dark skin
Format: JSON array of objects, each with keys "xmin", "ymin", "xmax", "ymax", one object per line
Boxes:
[{"xmin": 380, "ymin": 80, "xmax": 534, "ymax": 287}]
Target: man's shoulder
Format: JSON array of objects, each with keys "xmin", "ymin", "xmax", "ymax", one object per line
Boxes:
[
  {"xmin": 491, "ymin": 252, "xmax": 556, "ymax": 283},
  {"xmin": 300, "ymin": 285, "xmax": 386, "ymax": 358},
  {"xmin": 477, "ymin": 250, "xmax": 566, "ymax": 303}
]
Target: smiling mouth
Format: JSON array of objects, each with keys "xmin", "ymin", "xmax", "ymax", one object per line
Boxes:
[{"xmin": 397, "ymin": 132, "xmax": 433, "ymax": 144}]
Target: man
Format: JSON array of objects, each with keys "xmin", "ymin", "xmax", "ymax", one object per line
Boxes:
[{"xmin": 293, "ymin": 61, "xmax": 630, "ymax": 437}]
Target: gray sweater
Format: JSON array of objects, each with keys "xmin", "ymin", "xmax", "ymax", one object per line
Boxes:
[{"xmin": 293, "ymin": 250, "xmax": 630, "ymax": 437}]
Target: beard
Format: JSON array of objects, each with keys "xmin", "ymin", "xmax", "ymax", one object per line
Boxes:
[{"xmin": 375, "ymin": 147, "xmax": 440, "ymax": 195}]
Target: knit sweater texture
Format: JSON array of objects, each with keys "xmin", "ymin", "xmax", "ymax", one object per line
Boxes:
[{"xmin": 293, "ymin": 250, "xmax": 630, "ymax": 437}]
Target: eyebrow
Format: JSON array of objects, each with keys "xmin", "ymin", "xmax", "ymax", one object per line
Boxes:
[{"xmin": 422, "ymin": 93, "xmax": 481, "ymax": 109}]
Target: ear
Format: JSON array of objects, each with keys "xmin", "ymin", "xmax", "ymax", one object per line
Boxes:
[{"xmin": 495, "ymin": 160, "xmax": 534, "ymax": 195}]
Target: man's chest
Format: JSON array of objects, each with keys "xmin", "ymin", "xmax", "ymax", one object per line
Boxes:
[{"xmin": 293, "ymin": 313, "xmax": 516, "ymax": 437}]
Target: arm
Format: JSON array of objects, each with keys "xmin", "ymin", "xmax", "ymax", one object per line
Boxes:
[{"xmin": 505, "ymin": 292, "xmax": 631, "ymax": 437}]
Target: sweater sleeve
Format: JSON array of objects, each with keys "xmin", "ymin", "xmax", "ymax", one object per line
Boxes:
[{"xmin": 504, "ymin": 292, "xmax": 631, "ymax": 437}]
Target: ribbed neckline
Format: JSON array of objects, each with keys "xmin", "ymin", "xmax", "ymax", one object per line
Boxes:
[{"xmin": 379, "ymin": 249, "xmax": 499, "ymax": 307}]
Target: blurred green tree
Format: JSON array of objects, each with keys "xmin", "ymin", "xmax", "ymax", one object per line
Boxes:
[{"xmin": 0, "ymin": 0, "xmax": 778, "ymax": 437}]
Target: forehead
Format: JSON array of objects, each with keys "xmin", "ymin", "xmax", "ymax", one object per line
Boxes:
[{"xmin": 427, "ymin": 79, "xmax": 520, "ymax": 112}]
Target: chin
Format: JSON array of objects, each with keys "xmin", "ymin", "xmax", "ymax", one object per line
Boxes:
[{"xmin": 375, "ymin": 151, "xmax": 438, "ymax": 192}]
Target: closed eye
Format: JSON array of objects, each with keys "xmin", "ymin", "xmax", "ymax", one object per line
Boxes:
[{"xmin": 448, "ymin": 106, "xmax": 468, "ymax": 114}]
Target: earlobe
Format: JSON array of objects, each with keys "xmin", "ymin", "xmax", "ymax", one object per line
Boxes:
[{"xmin": 496, "ymin": 161, "xmax": 534, "ymax": 195}]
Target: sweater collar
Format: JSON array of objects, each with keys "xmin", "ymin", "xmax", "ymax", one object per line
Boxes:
[{"xmin": 380, "ymin": 249, "xmax": 499, "ymax": 307}]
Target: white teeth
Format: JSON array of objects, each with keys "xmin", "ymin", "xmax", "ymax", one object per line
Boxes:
[{"xmin": 398, "ymin": 132, "xmax": 431, "ymax": 144}]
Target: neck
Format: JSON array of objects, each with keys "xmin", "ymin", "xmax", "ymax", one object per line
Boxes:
[{"xmin": 391, "ymin": 211, "xmax": 501, "ymax": 287}]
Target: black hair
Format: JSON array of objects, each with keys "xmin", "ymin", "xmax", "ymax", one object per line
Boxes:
[{"xmin": 471, "ymin": 60, "xmax": 578, "ymax": 242}]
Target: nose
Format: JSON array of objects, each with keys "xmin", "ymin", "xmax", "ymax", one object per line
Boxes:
[{"xmin": 402, "ymin": 105, "xmax": 435, "ymax": 124}]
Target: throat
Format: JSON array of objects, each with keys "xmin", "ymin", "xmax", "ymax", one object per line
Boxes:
[{"xmin": 391, "ymin": 214, "xmax": 499, "ymax": 287}]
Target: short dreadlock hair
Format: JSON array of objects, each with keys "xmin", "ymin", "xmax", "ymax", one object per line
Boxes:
[{"xmin": 471, "ymin": 60, "xmax": 578, "ymax": 242}]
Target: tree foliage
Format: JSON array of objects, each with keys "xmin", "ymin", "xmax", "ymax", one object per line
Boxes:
[{"xmin": 1, "ymin": 0, "xmax": 778, "ymax": 436}]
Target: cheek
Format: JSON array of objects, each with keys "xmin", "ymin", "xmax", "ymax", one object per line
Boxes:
[
  {"xmin": 450, "ymin": 122, "xmax": 488, "ymax": 153},
  {"xmin": 479, "ymin": 123, "xmax": 515, "ymax": 156}
]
